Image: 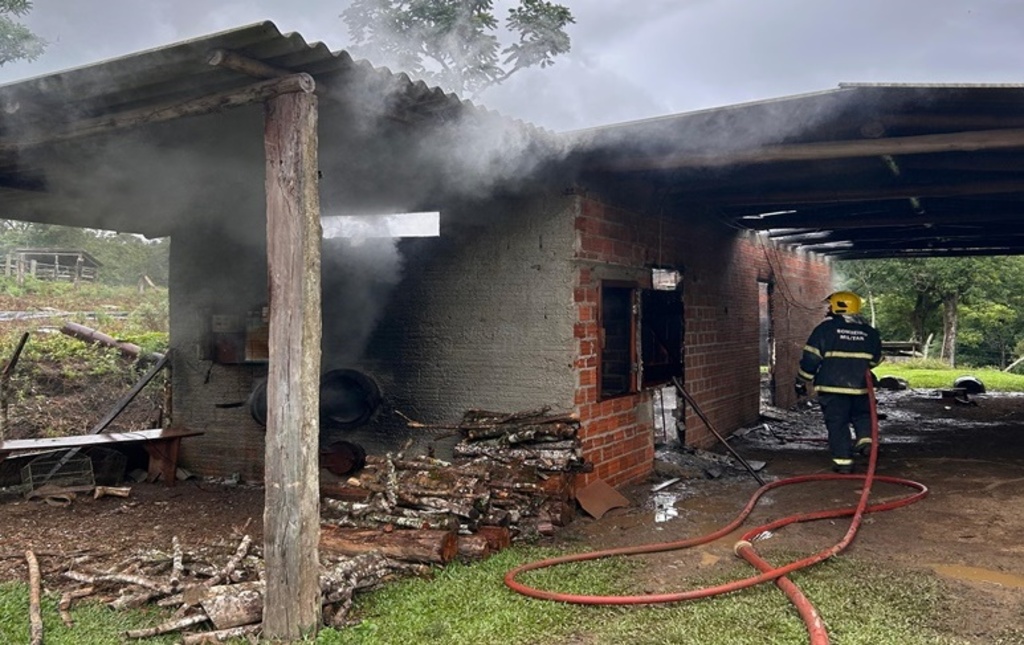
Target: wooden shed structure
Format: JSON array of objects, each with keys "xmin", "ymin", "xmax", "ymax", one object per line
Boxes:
[{"xmin": 4, "ymin": 247, "xmax": 101, "ymax": 283}]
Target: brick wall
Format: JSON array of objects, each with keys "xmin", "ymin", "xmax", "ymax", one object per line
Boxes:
[{"xmin": 573, "ymin": 195, "xmax": 831, "ymax": 487}]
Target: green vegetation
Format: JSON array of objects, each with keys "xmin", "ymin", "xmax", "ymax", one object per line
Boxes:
[
  {"xmin": 0, "ymin": 0, "xmax": 44, "ymax": 66},
  {"xmin": 316, "ymin": 547, "xmax": 968, "ymax": 645},
  {"xmin": 0, "ymin": 582, "xmax": 177, "ymax": 644},
  {"xmin": 0, "ymin": 279, "xmax": 168, "ymax": 438},
  {"xmin": 876, "ymin": 359, "xmax": 1024, "ymax": 392},
  {"xmin": 838, "ymin": 257, "xmax": 1024, "ymax": 369},
  {"xmin": 342, "ymin": 0, "xmax": 575, "ymax": 97}
]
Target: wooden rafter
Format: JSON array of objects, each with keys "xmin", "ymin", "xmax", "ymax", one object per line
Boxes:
[{"xmin": 595, "ymin": 127, "xmax": 1024, "ymax": 172}]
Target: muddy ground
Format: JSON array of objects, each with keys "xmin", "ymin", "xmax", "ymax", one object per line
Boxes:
[{"xmin": 0, "ymin": 389, "xmax": 1022, "ymax": 643}]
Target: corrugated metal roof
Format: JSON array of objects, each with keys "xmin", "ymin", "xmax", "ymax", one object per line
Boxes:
[
  {"xmin": 0, "ymin": 21, "xmax": 497, "ymax": 131},
  {"xmin": 0, "ymin": 21, "xmax": 549, "ymax": 238}
]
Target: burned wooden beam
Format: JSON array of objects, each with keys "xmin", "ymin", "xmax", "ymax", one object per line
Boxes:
[
  {"xmin": 0, "ymin": 74, "xmax": 315, "ymax": 154},
  {"xmin": 594, "ymin": 127, "xmax": 1024, "ymax": 172}
]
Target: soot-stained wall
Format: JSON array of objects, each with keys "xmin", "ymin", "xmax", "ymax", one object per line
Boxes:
[
  {"xmin": 170, "ymin": 217, "xmax": 270, "ymax": 481},
  {"xmin": 350, "ymin": 190, "xmax": 579, "ymax": 456}
]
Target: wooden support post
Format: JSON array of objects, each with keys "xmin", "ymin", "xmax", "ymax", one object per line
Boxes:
[{"xmin": 262, "ymin": 82, "xmax": 322, "ymax": 640}]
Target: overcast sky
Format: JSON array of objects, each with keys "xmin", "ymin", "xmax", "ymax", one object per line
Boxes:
[{"xmin": 1, "ymin": 0, "xmax": 1021, "ymax": 132}]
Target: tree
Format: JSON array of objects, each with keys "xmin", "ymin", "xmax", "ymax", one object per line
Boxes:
[
  {"xmin": 0, "ymin": 1, "xmax": 44, "ymax": 66},
  {"xmin": 341, "ymin": 0, "xmax": 574, "ymax": 98},
  {"xmin": 839, "ymin": 257, "xmax": 1012, "ymax": 367}
]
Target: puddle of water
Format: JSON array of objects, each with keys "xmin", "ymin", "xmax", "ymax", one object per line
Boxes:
[{"xmin": 930, "ymin": 564, "xmax": 1024, "ymax": 588}]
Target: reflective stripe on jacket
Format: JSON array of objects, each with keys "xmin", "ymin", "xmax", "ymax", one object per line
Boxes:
[{"xmin": 799, "ymin": 314, "xmax": 882, "ymax": 395}]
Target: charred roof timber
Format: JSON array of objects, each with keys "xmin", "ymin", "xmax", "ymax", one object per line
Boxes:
[{"xmin": 574, "ymin": 83, "xmax": 1024, "ymax": 258}]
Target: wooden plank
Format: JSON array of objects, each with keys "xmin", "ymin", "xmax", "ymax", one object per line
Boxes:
[
  {"xmin": 0, "ymin": 427, "xmax": 202, "ymax": 452},
  {"xmin": 0, "ymin": 74, "xmax": 315, "ymax": 154},
  {"xmin": 261, "ymin": 86, "xmax": 322, "ymax": 640},
  {"xmin": 596, "ymin": 127, "xmax": 1024, "ymax": 172}
]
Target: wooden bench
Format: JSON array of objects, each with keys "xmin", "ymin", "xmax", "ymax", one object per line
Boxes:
[{"xmin": 0, "ymin": 427, "xmax": 203, "ymax": 487}]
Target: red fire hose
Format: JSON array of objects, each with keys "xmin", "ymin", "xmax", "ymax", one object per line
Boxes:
[{"xmin": 504, "ymin": 377, "xmax": 928, "ymax": 644}]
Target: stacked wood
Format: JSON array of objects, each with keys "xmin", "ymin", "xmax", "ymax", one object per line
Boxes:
[{"xmin": 319, "ymin": 408, "xmax": 585, "ymax": 556}]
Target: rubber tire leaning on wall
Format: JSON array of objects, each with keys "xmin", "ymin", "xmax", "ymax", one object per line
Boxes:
[{"xmin": 247, "ymin": 369, "xmax": 383, "ymax": 431}]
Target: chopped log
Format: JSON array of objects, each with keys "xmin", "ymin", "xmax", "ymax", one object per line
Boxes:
[
  {"xmin": 26, "ymin": 550, "xmax": 42, "ymax": 645},
  {"xmin": 320, "ymin": 524, "xmax": 458, "ymax": 564},
  {"xmin": 476, "ymin": 525, "xmax": 512, "ymax": 551},
  {"xmin": 456, "ymin": 534, "xmax": 493, "ymax": 561},
  {"xmin": 364, "ymin": 455, "xmax": 453, "ymax": 470},
  {"xmin": 319, "ymin": 553, "xmax": 395, "ymax": 603},
  {"xmin": 320, "ymin": 481, "xmax": 372, "ymax": 502},
  {"xmin": 94, "ymin": 486, "xmax": 132, "ymax": 499},
  {"xmin": 463, "ymin": 421, "xmax": 579, "ymax": 443},
  {"xmin": 123, "ymin": 613, "xmax": 209, "ymax": 639},
  {"xmin": 481, "ymin": 508, "xmax": 511, "ymax": 527},
  {"xmin": 328, "ymin": 513, "xmax": 461, "ymax": 532},
  {"xmin": 200, "ymin": 581, "xmax": 264, "ymax": 630},
  {"xmin": 182, "ymin": 624, "xmax": 262, "ymax": 644},
  {"xmin": 460, "ymin": 407, "xmax": 553, "ymax": 425},
  {"xmin": 452, "ymin": 443, "xmax": 583, "ymax": 470}
]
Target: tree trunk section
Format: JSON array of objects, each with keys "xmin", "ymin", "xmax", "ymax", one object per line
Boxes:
[
  {"xmin": 200, "ymin": 581, "xmax": 264, "ymax": 630},
  {"xmin": 941, "ymin": 294, "xmax": 959, "ymax": 366},
  {"xmin": 320, "ymin": 524, "xmax": 458, "ymax": 564},
  {"xmin": 262, "ymin": 86, "xmax": 322, "ymax": 641}
]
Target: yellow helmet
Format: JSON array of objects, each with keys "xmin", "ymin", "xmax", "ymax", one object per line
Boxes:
[{"xmin": 826, "ymin": 291, "xmax": 862, "ymax": 315}]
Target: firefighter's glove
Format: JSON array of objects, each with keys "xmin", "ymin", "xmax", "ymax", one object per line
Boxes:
[{"xmin": 794, "ymin": 380, "xmax": 808, "ymax": 397}]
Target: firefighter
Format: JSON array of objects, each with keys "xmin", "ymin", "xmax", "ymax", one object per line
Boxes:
[{"xmin": 795, "ymin": 291, "xmax": 883, "ymax": 474}]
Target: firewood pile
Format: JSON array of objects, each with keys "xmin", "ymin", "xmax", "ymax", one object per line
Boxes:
[
  {"xmin": 36, "ymin": 408, "xmax": 586, "ymax": 641},
  {"xmin": 47, "ymin": 534, "xmax": 427, "ymax": 641},
  {"xmin": 320, "ymin": 407, "xmax": 586, "ymax": 563}
]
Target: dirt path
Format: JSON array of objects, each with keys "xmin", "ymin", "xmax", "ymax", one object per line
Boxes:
[{"xmin": 561, "ymin": 391, "xmax": 1024, "ymax": 643}]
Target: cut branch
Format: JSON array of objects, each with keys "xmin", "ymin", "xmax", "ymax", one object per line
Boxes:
[{"xmin": 25, "ymin": 550, "xmax": 43, "ymax": 645}]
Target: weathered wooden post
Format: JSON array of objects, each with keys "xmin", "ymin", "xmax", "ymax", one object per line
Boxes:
[{"xmin": 262, "ymin": 78, "xmax": 322, "ymax": 640}]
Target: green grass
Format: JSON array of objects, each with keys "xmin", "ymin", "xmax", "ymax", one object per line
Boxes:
[
  {"xmin": 316, "ymin": 547, "xmax": 971, "ymax": 645},
  {"xmin": 0, "ymin": 548, "xmax": 989, "ymax": 644},
  {"xmin": 876, "ymin": 360, "xmax": 1024, "ymax": 392},
  {"xmin": 0, "ymin": 582, "xmax": 178, "ymax": 644}
]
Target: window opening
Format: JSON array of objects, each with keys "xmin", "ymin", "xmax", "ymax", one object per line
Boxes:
[{"xmin": 599, "ymin": 284, "xmax": 635, "ymax": 399}]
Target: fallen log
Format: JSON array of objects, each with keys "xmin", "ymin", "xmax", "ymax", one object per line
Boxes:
[
  {"xmin": 60, "ymin": 321, "xmax": 145, "ymax": 359},
  {"xmin": 476, "ymin": 525, "xmax": 512, "ymax": 551},
  {"xmin": 456, "ymin": 535, "xmax": 493, "ymax": 561},
  {"xmin": 320, "ymin": 481, "xmax": 372, "ymax": 502},
  {"xmin": 199, "ymin": 581, "xmax": 264, "ymax": 630},
  {"xmin": 320, "ymin": 525, "xmax": 458, "ymax": 564},
  {"xmin": 26, "ymin": 550, "xmax": 42, "ymax": 645}
]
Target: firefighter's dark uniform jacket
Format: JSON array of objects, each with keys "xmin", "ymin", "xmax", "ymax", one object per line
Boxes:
[{"xmin": 799, "ymin": 314, "xmax": 882, "ymax": 394}]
